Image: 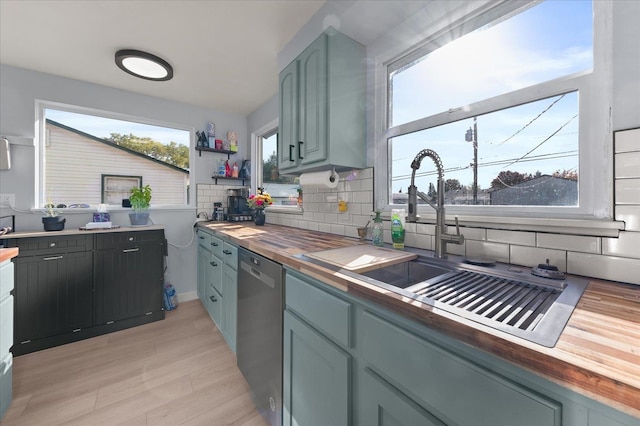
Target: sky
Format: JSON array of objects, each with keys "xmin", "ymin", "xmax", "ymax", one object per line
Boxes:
[
  {"xmin": 389, "ymin": 0, "xmax": 592, "ymax": 193},
  {"xmin": 45, "ymin": 109, "xmax": 190, "ymax": 146}
]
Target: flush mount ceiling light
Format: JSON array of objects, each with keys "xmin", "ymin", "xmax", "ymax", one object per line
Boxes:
[{"xmin": 115, "ymin": 49, "xmax": 173, "ymax": 81}]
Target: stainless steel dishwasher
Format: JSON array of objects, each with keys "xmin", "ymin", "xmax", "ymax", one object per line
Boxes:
[{"xmin": 237, "ymin": 247, "xmax": 283, "ymax": 426}]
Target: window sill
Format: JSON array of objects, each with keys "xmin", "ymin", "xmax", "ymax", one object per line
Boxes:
[{"xmin": 266, "ymin": 205, "xmax": 303, "ymax": 215}]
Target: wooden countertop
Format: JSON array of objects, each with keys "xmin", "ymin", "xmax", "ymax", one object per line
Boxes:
[
  {"xmin": 0, "ymin": 247, "xmax": 19, "ymax": 263},
  {"xmin": 199, "ymin": 222, "xmax": 640, "ymax": 418}
]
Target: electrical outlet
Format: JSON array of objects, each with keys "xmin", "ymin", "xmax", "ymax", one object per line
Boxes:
[{"xmin": 0, "ymin": 193, "xmax": 15, "ymax": 207}]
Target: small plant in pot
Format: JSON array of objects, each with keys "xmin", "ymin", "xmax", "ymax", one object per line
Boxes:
[
  {"xmin": 128, "ymin": 184, "xmax": 152, "ymax": 226},
  {"xmin": 42, "ymin": 202, "xmax": 66, "ymax": 231}
]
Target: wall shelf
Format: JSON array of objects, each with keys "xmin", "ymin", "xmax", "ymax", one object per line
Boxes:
[
  {"xmin": 211, "ymin": 176, "xmax": 247, "ymax": 186},
  {"xmin": 196, "ymin": 146, "xmax": 236, "ymax": 158}
]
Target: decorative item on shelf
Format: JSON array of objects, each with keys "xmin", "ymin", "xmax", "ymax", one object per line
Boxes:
[
  {"xmin": 225, "ymin": 160, "xmax": 232, "ymax": 177},
  {"xmin": 247, "ymin": 188, "xmax": 273, "ymax": 226},
  {"xmin": 215, "ymin": 139, "xmax": 223, "ymax": 150},
  {"xmin": 128, "ymin": 184, "xmax": 152, "ymax": 226},
  {"xmin": 207, "ymin": 122, "xmax": 216, "ymax": 148},
  {"xmin": 196, "ymin": 130, "xmax": 208, "ymax": 148},
  {"xmin": 42, "ymin": 201, "xmax": 65, "ymax": 232},
  {"xmin": 231, "ymin": 162, "xmax": 239, "ymax": 178},
  {"xmin": 227, "ymin": 131, "xmax": 238, "ymax": 152}
]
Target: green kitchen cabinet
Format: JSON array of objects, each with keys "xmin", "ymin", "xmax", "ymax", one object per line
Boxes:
[
  {"xmin": 196, "ymin": 228, "xmax": 237, "ymax": 354},
  {"xmin": 278, "ymin": 27, "xmax": 366, "ymax": 174},
  {"xmin": 283, "ymin": 310, "xmax": 351, "ymax": 426},
  {"xmin": 360, "ymin": 367, "xmax": 446, "ymax": 426},
  {"xmin": 284, "ymin": 268, "xmax": 639, "ymax": 426}
]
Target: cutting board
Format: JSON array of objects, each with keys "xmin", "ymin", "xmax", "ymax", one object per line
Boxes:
[{"xmin": 305, "ymin": 245, "xmax": 417, "ymax": 273}]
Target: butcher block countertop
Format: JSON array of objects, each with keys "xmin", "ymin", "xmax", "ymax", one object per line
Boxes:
[
  {"xmin": 0, "ymin": 247, "xmax": 19, "ymax": 263},
  {"xmin": 199, "ymin": 222, "xmax": 640, "ymax": 418}
]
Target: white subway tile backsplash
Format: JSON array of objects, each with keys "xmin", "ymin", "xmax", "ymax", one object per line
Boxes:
[
  {"xmin": 568, "ymin": 252, "xmax": 640, "ymax": 285},
  {"xmin": 487, "ymin": 229, "xmax": 536, "ymax": 246},
  {"xmin": 615, "ymin": 178, "xmax": 640, "ymax": 204},
  {"xmin": 465, "ymin": 240, "xmax": 510, "ymax": 263},
  {"xmin": 318, "ymin": 222, "xmax": 331, "ymax": 233},
  {"xmin": 510, "ymin": 246, "xmax": 566, "ymax": 270},
  {"xmin": 404, "ymin": 232, "xmax": 432, "ymax": 250},
  {"xmin": 416, "ymin": 223, "xmax": 436, "ymax": 236},
  {"xmin": 615, "ymin": 152, "xmax": 640, "ymax": 179},
  {"xmin": 460, "ymin": 227, "xmax": 486, "ymax": 241},
  {"xmin": 330, "ymin": 224, "xmax": 345, "ymax": 236},
  {"xmin": 537, "ymin": 233, "xmax": 601, "ymax": 254},
  {"xmin": 614, "ymin": 128, "xmax": 640, "ymax": 153},
  {"xmin": 602, "ymin": 231, "xmax": 640, "ymax": 258},
  {"xmin": 616, "ymin": 205, "xmax": 640, "ymax": 231}
]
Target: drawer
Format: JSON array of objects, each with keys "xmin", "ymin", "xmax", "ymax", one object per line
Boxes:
[
  {"xmin": 197, "ymin": 229, "xmax": 211, "ymax": 248},
  {"xmin": 286, "ymin": 273, "xmax": 352, "ymax": 348},
  {"xmin": 210, "ymin": 234, "xmax": 224, "ymax": 258},
  {"xmin": 222, "ymin": 241, "xmax": 237, "ymax": 270},
  {"xmin": 8, "ymin": 234, "xmax": 93, "ymax": 256},
  {"xmin": 0, "ymin": 260, "xmax": 13, "ymax": 296},
  {"xmin": 360, "ymin": 310, "xmax": 561, "ymax": 426},
  {"xmin": 96, "ymin": 229, "xmax": 164, "ymax": 249}
]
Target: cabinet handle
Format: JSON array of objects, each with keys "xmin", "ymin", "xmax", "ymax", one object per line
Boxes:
[
  {"xmin": 198, "ymin": 236, "xmax": 205, "ymax": 240},
  {"xmin": 210, "ymin": 295, "xmax": 218, "ymax": 303},
  {"xmin": 223, "ymin": 249, "xmax": 232, "ymax": 255},
  {"xmin": 43, "ymin": 255, "xmax": 63, "ymax": 261},
  {"xmin": 123, "ymin": 248, "xmax": 139, "ymax": 253},
  {"xmin": 298, "ymin": 141, "xmax": 304, "ymax": 159},
  {"xmin": 210, "ymin": 242, "xmax": 218, "ymax": 247},
  {"xmin": 128, "ymin": 237, "xmax": 134, "ymax": 242},
  {"xmin": 72, "ymin": 328, "xmax": 81, "ymax": 333},
  {"xmin": 210, "ymin": 261, "xmax": 218, "ymax": 267},
  {"xmin": 289, "ymin": 144, "xmax": 295, "ymax": 162},
  {"xmin": 49, "ymin": 242, "xmax": 56, "ymax": 247}
]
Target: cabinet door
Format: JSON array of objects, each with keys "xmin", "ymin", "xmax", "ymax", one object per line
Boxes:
[
  {"xmin": 197, "ymin": 245, "xmax": 210, "ymax": 304},
  {"xmin": 298, "ymin": 33, "xmax": 328, "ymax": 166},
  {"xmin": 222, "ymin": 263, "xmax": 237, "ymax": 353},
  {"xmin": 283, "ymin": 310, "xmax": 351, "ymax": 426},
  {"xmin": 95, "ymin": 241, "xmax": 163, "ymax": 324},
  {"xmin": 209, "ymin": 254, "xmax": 223, "ymax": 297},
  {"xmin": 360, "ymin": 368, "xmax": 446, "ymax": 426},
  {"xmin": 279, "ymin": 58, "xmax": 299, "ymax": 172},
  {"xmin": 207, "ymin": 284, "xmax": 222, "ymax": 329},
  {"xmin": 13, "ymin": 251, "xmax": 93, "ymax": 343}
]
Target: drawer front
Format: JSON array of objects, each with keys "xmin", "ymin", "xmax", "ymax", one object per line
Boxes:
[
  {"xmin": 0, "ymin": 260, "xmax": 13, "ymax": 296},
  {"xmin": 96, "ymin": 229, "xmax": 164, "ymax": 250},
  {"xmin": 197, "ymin": 229, "xmax": 212, "ymax": 248},
  {"xmin": 210, "ymin": 235, "xmax": 224, "ymax": 258},
  {"xmin": 361, "ymin": 310, "xmax": 561, "ymax": 426},
  {"xmin": 222, "ymin": 241, "xmax": 238, "ymax": 270},
  {"xmin": 286, "ymin": 273, "xmax": 352, "ymax": 348},
  {"xmin": 8, "ymin": 235, "xmax": 93, "ymax": 256}
]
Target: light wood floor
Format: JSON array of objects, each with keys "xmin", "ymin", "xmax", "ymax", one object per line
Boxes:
[{"xmin": 1, "ymin": 300, "xmax": 269, "ymax": 426}]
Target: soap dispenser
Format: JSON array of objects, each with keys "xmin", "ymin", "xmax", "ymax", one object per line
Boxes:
[{"xmin": 372, "ymin": 211, "xmax": 384, "ymax": 247}]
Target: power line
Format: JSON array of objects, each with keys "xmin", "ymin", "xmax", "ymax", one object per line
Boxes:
[{"xmin": 495, "ymin": 94, "xmax": 566, "ymax": 146}]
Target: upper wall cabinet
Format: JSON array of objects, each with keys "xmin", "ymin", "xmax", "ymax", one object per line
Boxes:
[{"xmin": 278, "ymin": 27, "xmax": 366, "ymax": 175}]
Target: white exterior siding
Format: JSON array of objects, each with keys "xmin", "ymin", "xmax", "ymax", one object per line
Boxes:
[{"xmin": 46, "ymin": 123, "xmax": 188, "ymax": 206}]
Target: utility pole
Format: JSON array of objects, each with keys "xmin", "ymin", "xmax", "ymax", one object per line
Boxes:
[{"xmin": 465, "ymin": 117, "xmax": 478, "ymax": 204}]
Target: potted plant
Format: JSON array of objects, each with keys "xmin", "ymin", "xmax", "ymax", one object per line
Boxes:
[
  {"xmin": 42, "ymin": 202, "xmax": 66, "ymax": 231},
  {"xmin": 128, "ymin": 184, "xmax": 152, "ymax": 226}
]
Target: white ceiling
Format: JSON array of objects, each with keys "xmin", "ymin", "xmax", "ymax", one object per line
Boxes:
[{"xmin": 0, "ymin": 0, "xmax": 326, "ymax": 116}]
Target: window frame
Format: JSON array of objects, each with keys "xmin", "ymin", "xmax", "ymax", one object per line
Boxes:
[
  {"xmin": 35, "ymin": 100, "xmax": 194, "ymax": 211},
  {"xmin": 373, "ymin": 0, "xmax": 614, "ymax": 225},
  {"xmin": 250, "ymin": 118, "xmax": 302, "ymax": 213}
]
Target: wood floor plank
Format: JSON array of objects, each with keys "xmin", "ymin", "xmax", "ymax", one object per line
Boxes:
[{"xmin": 1, "ymin": 300, "xmax": 269, "ymax": 426}]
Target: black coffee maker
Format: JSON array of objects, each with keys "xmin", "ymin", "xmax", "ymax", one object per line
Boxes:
[{"xmin": 227, "ymin": 188, "xmax": 252, "ymax": 222}]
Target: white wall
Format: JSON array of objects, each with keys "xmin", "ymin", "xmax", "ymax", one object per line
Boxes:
[{"xmin": 0, "ymin": 64, "xmax": 249, "ymax": 298}]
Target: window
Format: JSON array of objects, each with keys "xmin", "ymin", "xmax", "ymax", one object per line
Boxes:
[
  {"xmin": 38, "ymin": 105, "xmax": 191, "ymax": 208},
  {"xmin": 254, "ymin": 125, "xmax": 300, "ymax": 208},
  {"xmin": 377, "ymin": 0, "xmax": 611, "ymax": 218},
  {"xmin": 260, "ymin": 131, "xmax": 299, "ymax": 206}
]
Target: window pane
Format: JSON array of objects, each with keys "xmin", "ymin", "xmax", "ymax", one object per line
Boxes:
[
  {"xmin": 391, "ymin": 92, "xmax": 578, "ymax": 206},
  {"xmin": 261, "ymin": 132, "xmax": 299, "ymax": 206},
  {"xmin": 44, "ymin": 109, "xmax": 189, "ymax": 207},
  {"xmin": 390, "ymin": 1, "xmax": 593, "ymax": 126}
]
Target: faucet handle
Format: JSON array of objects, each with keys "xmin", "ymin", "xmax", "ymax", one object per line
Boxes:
[{"xmin": 454, "ymin": 216, "xmax": 461, "ymax": 236}]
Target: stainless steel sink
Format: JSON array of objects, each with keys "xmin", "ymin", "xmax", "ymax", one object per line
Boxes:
[{"xmin": 299, "ymin": 252, "xmax": 588, "ymax": 347}]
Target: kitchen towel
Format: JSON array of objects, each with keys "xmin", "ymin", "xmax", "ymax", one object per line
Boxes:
[{"xmin": 299, "ymin": 170, "xmax": 339, "ymax": 189}]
